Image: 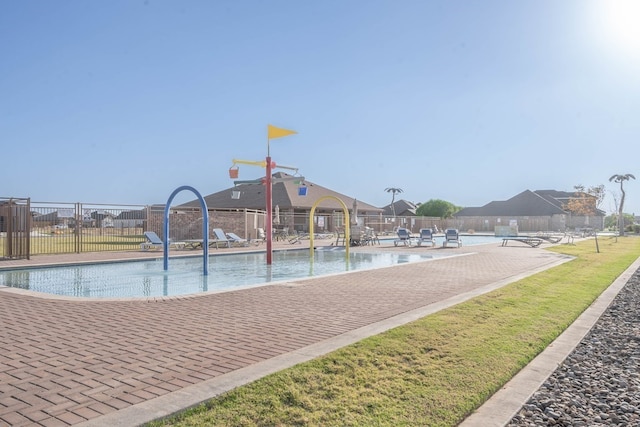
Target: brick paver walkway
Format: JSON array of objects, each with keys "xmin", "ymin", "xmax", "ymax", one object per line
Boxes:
[{"xmin": 0, "ymin": 242, "xmax": 568, "ymax": 426}]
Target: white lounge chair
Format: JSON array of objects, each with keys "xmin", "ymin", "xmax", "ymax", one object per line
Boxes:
[
  {"xmin": 140, "ymin": 231, "xmax": 185, "ymax": 251},
  {"xmin": 417, "ymin": 228, "xmax": 436, "ymax": 247},
  {"xmin": 226, "ymin": 232, "xmax": 249, "ymax": 247},
  {"xmin": 210, "ymin": 228, "xmax": 231, "ymax": 249},
  {"xmin": 394, "ymin": 228, "xmax": 413, "ymax": 246},
  {"xmin": 443, "ymin": 229, "xmax": 462, "ymax": 248},
  {"xmin": 141, "ymin": 231, "xmax": 163, "ymax": 251}
]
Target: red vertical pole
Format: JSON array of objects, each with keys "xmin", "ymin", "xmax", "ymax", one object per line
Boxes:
[{"xmin": 265, "ymin": 156, "xmax": 273, "ymax": 265}]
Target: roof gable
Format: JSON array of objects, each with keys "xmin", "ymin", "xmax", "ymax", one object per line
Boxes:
[
  {"xmin": 179, "ymin": 172, "xmax": 382, "ymax": 213},
  {"xmin": 115, "ymin": 209, "xmax": 146, "ymax": 220},
  {"xmin": 382, "ymin": 199, "xmax": 417, "ymax": 216},
  {"xmin": 455, "ymin": 190, "xmax": 569, "ymax": 217}
]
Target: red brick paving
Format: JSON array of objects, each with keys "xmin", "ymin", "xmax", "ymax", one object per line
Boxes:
[{"xmin": 0, "ymin": 242, "xmax": 566, "ymax": 426}]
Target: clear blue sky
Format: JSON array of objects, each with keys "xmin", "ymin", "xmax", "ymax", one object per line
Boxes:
[{"xmin": 2, "ymin": 1, "xmax": 639, "ymax": 214}]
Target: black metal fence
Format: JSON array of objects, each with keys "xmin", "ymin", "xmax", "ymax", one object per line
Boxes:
[
  {"xmin": 1, "ymin": 197, "xmax": 445, "ymax": 258},
  {"xmin": 1, "ymin": 200, "xmax": 149, "ymax": 258},
  {"xmin": 0, "ymin": 200, "xmax": 276, "ymax": 258},
  {"xmin": 6, "ymin": 196, "xmax": 573, "ymax": 259}
]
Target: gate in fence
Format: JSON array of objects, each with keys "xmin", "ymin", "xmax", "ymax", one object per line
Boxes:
[{"xmin": 0, "ymin": 197, "xmax": 31, "ymax": 260}]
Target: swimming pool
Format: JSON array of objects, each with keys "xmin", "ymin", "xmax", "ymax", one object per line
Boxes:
[{"xmin": 0, "ymin": 249, "xmax": 458, "ymax": 299}]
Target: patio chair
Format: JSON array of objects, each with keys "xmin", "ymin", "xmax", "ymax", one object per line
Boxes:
[
  {"xmin": 226, "ymin": 232, "xmax": 249, "ymax": 247},
  {"xmin": 287, "ymin": 230, "xmax": 302, "ymax": 244},
  {"xmin": 140, "ymin": 231, "xmax": 185, "ymax": 251},
  {"xmin": 334, "ymin": 227, "xmax": 347, "ymax": 246},
  {"xmin": 361, "ymin": 227, "xmax": 379, "ymax": 246},
  {"xmin": 254, "ymin": 228, "xmax": 266, "ymax": 245},
  {"xmin": 349, "ymin": 226, "xmax": 366, "ymax": 246},
  {"xmin": 443, "ymin": 229, "xmax": 462, "ymax": 248},
  {"xmin": 140, "ymin": 231, "xmax": 163, "ymax": 251},
  {"xmin": 417, "ymin": 228, "xmax": 436, "ymax": 247},
  {"xmin": 274, "ymin": 227, "xmax": 289, "ymax": 241},
  {"xmin": 394, "ymin": 228, "xmax": 413, "ymax": 246},
  {"xmin": 210, "ymin": 228, "xmax": 232, "ymax": 249},
  {"xmin": 181, "ymin": 240, "xmax": 204, "ymax": 249}
]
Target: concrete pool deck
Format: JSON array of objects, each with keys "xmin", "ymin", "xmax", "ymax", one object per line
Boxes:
[{"xmin": 0, "ymin": 239, "xmax": 620, "ymax": 426}]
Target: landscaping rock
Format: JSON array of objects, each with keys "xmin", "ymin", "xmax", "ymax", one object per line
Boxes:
[{"xmin": 507, "ymin": 268, "xmax": 640, "ymax": 426}]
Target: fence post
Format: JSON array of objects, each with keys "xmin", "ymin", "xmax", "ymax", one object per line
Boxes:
[
  {"xmin": 75, "ymin": 203, "xmax": 81, "ymax": 253},
  {"xmin": 25, "ymin": 198, "xmax": 31, "ymax": 259},
  {"xmin": 6, "ymin": 199, "xmax": 12, "ymax": 258}
]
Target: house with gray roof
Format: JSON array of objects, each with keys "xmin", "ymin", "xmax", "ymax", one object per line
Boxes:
[
  {"xmin": 114, "ymin": 209, "xmax": 146, "ymax": 228},
  {"xmin": 382, "ymin": 199, "xmax": 417, "ymax": 217},
  {"xmin": 452, "ymin": 190, "xmax": 605, "ymax": 233},
  {"xmin": 177, "ymin": 172, "xmax": 382, "ymax": 235}
]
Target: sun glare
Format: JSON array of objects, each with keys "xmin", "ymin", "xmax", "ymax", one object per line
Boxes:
[{"xmin": 591, "ymin": 0, "xmax": 640, "ymax": 61}]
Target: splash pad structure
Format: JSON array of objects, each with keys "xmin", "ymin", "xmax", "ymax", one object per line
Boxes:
[
  {"xmin": 163, "ymin": 185, "xmax": 209, "ymax": 275},
  {"xmin": 230, "ymin": 124, "xmax": 302, "ymax": 265}
]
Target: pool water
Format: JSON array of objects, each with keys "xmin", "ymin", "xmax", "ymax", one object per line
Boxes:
[{"xmin": 0, "ymin": 249, "xmax": 457, "ymax": 299}]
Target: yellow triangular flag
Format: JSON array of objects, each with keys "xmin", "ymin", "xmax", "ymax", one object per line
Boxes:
[{"xmin": 268, "ymin": 124, "xmax": 297, "ymax": 139}]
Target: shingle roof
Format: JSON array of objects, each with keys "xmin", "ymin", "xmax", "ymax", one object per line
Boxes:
[
  {"xmin": 536, "ymin": 189, "xmax": 605, "ymax": 215},
  {"xmin": 382, "ymin": 199, "xmax": 417, "ymax": 216},
  {"xmin": 115, "ymin": 209, "xmax": 146, "ymax": 220},
  {"xmin": 178, "ymin": 172, "xmax": 382, "ymax": 213},
  {"xmin": 454, "ymin": 190, "xmax": 570, "ymax": 217},
  {"xmin": 33, "ymin": 212, "xmax": 59, "ymax": 222}
]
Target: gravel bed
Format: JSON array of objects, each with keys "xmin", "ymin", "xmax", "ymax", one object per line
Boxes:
[{"xmin": 507, "ymin": 268, "xmax": 640, "ymax": 426}]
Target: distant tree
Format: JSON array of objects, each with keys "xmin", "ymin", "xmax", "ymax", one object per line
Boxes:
[
  {"xmin": 565, "ymin": 184, "xmax": 605, "ymax": 217},
  {"xmin": 565, "ymin": 184, "xmax": 605, "ymax": 252},
  {"xmin": 605, "ymin": 213, "xmax": 634, "ymax": 230},
  {"xmin": 609, "ymin": 174, "xmax": 636, "ymax": 236},
  {"xmin": 384, "ymin": 187, "xmax": 404, "ymax": 218},
  {"xmin": 416, "ymin": 199, "xmax": 460, "ymax": 218},
  {"xmin": 605, "ymin": 214, "xmax": 617, "ymax": 229}
]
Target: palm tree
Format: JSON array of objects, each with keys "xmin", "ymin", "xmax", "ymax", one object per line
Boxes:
[
  {"xmin": 384, "ymin": 187, "xmax": 404, "ymax": 218},
  {"xmin": 609, "ymin": 173, "xmax": 636, "ymax": 236}
]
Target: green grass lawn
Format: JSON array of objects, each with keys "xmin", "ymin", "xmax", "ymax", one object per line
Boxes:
[{"xmin": 148, "ymin": 237, "xmax": 640, "ymax": 427}]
